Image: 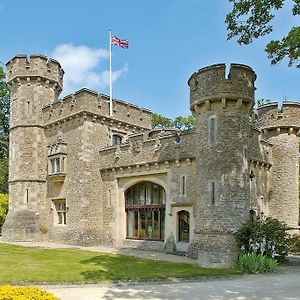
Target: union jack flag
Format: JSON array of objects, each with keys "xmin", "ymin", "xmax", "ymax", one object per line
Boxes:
[{"xmin": 111, "ymin": 35, "xmax": 129, "ymax": 49}]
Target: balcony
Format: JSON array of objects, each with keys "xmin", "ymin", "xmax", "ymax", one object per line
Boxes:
[{"xmin": 47, "ymin": 172, "xmax": 66, "ymax": 183}]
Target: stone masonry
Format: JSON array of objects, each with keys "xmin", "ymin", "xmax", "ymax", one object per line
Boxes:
[{"xmin": 2, "ymin": 54, "xmax": 299, "ymax": 267}]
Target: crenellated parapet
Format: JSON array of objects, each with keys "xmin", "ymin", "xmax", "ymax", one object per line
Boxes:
[
  {"xmin": 99, "ymin": 130, "xmax": 196, "ymax": 171},
  {"xmin": 188, "ymin": 63, "xmax": 256, "ymax": 114},
  {"xmin": 6, "ymin": 54, "xmax": 64, "ymax": 94},
  {"xmin": 42, "ymin": 88, "xmax": 152, "ymax": 129},
  {"xmin": 257, "ymin": 102, "xmax": 300, "ymax": 134}
]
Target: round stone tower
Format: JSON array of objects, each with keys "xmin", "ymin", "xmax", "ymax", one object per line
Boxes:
[
  {"xmin": 2, "ymin": 54, "xmax": 64, "ymax": 241},
  {"xmin": 257, "ymin": 102, "xmax": 300, "ymax": 231},
  {"xmin": 188, "ymin": 63, "xmax": 257, "ymax": 267}
]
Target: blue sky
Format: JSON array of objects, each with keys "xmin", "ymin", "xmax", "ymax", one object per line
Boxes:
[{"xmin": 0, "ymin": 0, "xmax": 298, "ymax": 118}]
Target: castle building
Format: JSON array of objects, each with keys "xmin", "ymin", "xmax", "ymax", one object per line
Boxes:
[{"xmin": 2, "ymin": 54, "xmax": 299, "ymax": 267}]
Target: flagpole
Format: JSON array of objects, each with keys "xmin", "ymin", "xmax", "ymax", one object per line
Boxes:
[{"xmin": 109, "ymin": 28, "xmax": 113, "ymax": 117}]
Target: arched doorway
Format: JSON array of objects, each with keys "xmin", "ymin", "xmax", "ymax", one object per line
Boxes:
[
  {"xmin": 178, "ymin": 210, "xmax": 189, "ymax": 242},
  {"xmin": 125, "ymin": 182, "xmax": 166, "ymax": 241}
]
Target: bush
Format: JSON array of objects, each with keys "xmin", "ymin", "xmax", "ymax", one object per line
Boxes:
[
  {"xmin": 289, "ymin": 235, "xmax": 300, "ymax": 254},
  {"xmin": 238, "ymin": 253, "xmax": 278, "ymax": 273},
  {"xmin": 0, "ymin": 285, "xmax": 60, "ymax": 300},
  {"xmin": 0, "ymin": 159, "xmax": 8, "ymax": 194},
  {"xmin": 0, "ymin": 193, "xmax": 8, "ymax": 229},
  {"xmin": 236, "ymin": 217, "xmax": 290, "ymax": 261}
]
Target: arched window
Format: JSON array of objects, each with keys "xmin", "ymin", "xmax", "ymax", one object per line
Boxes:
[
  {"xmin": 125, "ymin": 182, "xmax": 166, "ymax": 241},
  {"xmin": 112, "ymin": 134, "xmax": 122, "ymax": 145},
  {"xmin": 178, "ymin": 210, "xmax": 189, "ymax": 242}
]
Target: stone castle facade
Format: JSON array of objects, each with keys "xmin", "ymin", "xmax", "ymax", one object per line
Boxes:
[{"xmin": 2, "ymin": 54, "xmax": 299, "ymax": 267}]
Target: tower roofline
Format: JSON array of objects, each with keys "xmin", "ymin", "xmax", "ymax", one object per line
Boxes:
[{"xmin": 6, "ymin": 54, "xmax": 64, "ymax": 73}]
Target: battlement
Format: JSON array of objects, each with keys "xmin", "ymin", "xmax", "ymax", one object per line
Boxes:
[
  {"xmin": 99, "ymin": 129, "xmax": 196, "ymax": 171},
  {"xmin": 257, "ymin": 101, "xmax": 300, "ymax": 131},
  {"xmin": 188, "ymin": 63, "xmax": 256, "ymax": 113},
  {"xmin": 6, "ymin": 54, "xmax": 64, "ymax": 90},
  {"xmin": 42, "ymin": 88, "xmax": 152, "ymax": 129}
]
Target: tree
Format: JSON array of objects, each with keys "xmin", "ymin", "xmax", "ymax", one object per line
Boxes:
[
  {"xmin": 0, "ymin": 65, "xmax": 9, "ymax": 159},
  {"xmin": 152, "ymin": 113, "xmax": 195, "ymax": 130},
  {"xmin": 151, "ymin": 113, "xmax": 174, "ymax": 129},
  {"xmin": 226, "ymin": 0, "xmax": 300, "ymax": 68},
  {"xmin": 0, "ymin": 193, "xmax": 8, "ymax": 230},
  {"xmin": 0, "ymin": 159, "xmax": 8, "ymax": 194},
  {"xmin": 173, "ymin": 115, "xmax": 196, "ymax": 130},
  {"xmin": 0, "ymin": 65, "xmax": 9, "ymax": 194}
]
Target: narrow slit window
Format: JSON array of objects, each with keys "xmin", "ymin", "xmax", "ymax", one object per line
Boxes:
[
  {"xmin": 108, "ymin": 189, "xmax": 112, "ymax": 207},
  {"xmin": 243, "ymin": 146, "xmax": 248, "ymax": 166},
  {"xmin": 26, "ymin": 188, "xmax": 29, "ymax": 203},
  {"xmin": 212, "ymin": 182, "xmax": 215, "ymax": 204},
  {"xmin": 26, "ymin": 101, "xmax": 31, "ymax": 114},
  {"xmin": 209, "ymin": 117, "xmax": 217, "ymax": 145},
  {"xmin": 180, "ymin": 175, "xmax": 187, "ymax": 196},
  {"xmin": 210, "ymin": 181, "xmax": 217, "ymax": 205},
  {"xmin": 244, "ymin": 147, "xmax": 247, "ymax": 159}
]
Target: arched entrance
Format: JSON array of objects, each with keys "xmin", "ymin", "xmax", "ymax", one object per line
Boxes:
[
  {"xmin": 125, "ymin": 182, "xmax": 166, "ymax": 241},
  {"xmin": 178, "ymin": 210, "xmax": 189, "ymax": 242}
]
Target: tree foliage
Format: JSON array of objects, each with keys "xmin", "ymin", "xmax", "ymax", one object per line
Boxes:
[
  {"xmin": 226, "ymin": 0, "xmax": 300, "ymax": 68},
  {"xmin": 152, "ymin": 113, "xmax": 195, "ymax": 130},
  {"xmin": 0, "ymin": 193, "xmax": 8, "ymax": 229},
  {"xmin": 0, "ymin": 159, "xmax": 8, "ymax": 194},
  {"xmin": 0, "ymin": 65, "xmax": 9, "ymax": 194},
  {"xmin": 0, "ymin": 65, "xmax": 9, "ymax": 159}
]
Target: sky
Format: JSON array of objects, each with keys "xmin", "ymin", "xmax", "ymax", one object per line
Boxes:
[{"xmin": 0, "ymin": 0, "xmax": 298, "ymax": 119}]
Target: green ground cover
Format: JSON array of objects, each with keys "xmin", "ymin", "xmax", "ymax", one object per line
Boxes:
[{"xmin": 0, "ymin": 243, "xmax": 240, "ymax": 283}]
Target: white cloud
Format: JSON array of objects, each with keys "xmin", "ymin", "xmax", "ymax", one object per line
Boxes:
[{"xmin": 51, "ymin": 44, "xmax": 128, "ymax": 96}]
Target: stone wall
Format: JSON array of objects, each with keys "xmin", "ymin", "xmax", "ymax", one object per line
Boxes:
[
  {"xmin": 2, "ymin": 55, "xmax": 63, "ymax": 242},
  {"xmin": 267, "ymin": 131, "xmax": 299, "ymax": 228},
  {"xmin": 188, "ymin": 63, "xmax": 257, "ymax": 267},
  {"xmin": 6, "ymin": 54, "xmax": 63, "ymax": 86},
  {"xmin": 44, "ymin": 116, "xmax": 110, "ymax": 245},
  {"xmin": 99, "ymin": 130, "xmax": 196, "ymax": 170},
  {"xmin": 4, "ymin": 53, "xmax": 300, "ymax": 267},
  {"xmin": 43, "ymin": 88, "xmax": 152, "ymax": 130},
  {"xmin": 257, "ymin": 102, "xmax": 300, "ymax": 229},
  {"xmin": 257, "ymin": 102, "xmax": 300, "ymax": 129},
  {"xmin": 188, "ymin": 63, "xmax": 256, "ymax": 111}
]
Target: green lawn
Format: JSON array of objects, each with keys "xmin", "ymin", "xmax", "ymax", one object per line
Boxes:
[{"xmin": 0, "ymin": 243, "xmax": 240, "ymax": 283}]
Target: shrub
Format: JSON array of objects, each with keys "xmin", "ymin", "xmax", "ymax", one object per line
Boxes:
[
  {"xmin": 0, "ymin": 193, "xmax": 8, "ymax": 229},
  {"xmin": 289, "ymin": 235, "xmax": 300, "ymax": 254},
  {"xmin": 236, "ymin": 217, "xmax": 290, "ymax": 261},
  {"xmin": 0, "ymin": 285, "xmax": 60, "ymax": 300},
  {"xmin": 238, "ymin": 252, "xmax": 278, "ymax": 273}
]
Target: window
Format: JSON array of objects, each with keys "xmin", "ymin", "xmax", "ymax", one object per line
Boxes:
[
  {"xmin": 178, "ymin": 210, "xmax": 189, "ymax": 242},
  {"xmin": 53, "ymin": 200, "xmax": 67, "ymax": 225},
  {"xmin": 243, "ymin": 146, "xmax": 248, "ymax": 166},
  {"xmin": 25, "ymin": 188, "xmax": 29, "ymax": 204},
  {"xmin": 180, "ymin": 175, "xmax": 187, "ymax": 196},
  {"xmin": 209, "ymin": 181, "xmax": 217, "ymax": 205},
  {"xmin": 49, "ymin": 156, "xmax": 66, "ymax": 175},
  {"xmin": 209, "ymin": 116, "xmax": 217, "ymax": 145},
  {"xmin": 50, "ymin": 158, "xmax": 60, "ymax": 174},
  {"xmin": 125, "ymin": 182, "xmax": 166, "ymax": 241},
  {"xmin": 112, "ymin": 134, "xmax": 122, "ymax": 145},
  {"xmin": 26, "ymin": 101, "xmax": 31, "ymax": 114}
]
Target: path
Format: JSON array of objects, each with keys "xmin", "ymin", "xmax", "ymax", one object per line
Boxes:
[{"xmin": 42, "ymin": 268, "xmax": 300, "ymax": 300}]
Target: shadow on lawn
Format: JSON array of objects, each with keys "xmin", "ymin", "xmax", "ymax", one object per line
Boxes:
[{"xmin": 79, "ymin": 254, "xmax": 151, "ymax": 281}]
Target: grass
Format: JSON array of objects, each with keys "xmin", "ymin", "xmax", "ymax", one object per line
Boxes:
[{"xmin": 0, "ymin": 243, "xmax": 240, "ymax": 284}]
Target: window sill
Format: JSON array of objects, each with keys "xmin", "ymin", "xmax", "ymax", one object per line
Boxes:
[{"xmin": 126, "ymin": 237, "xmax": 164, "ymax": 242}]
